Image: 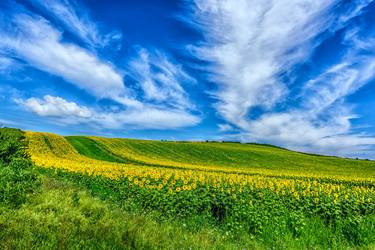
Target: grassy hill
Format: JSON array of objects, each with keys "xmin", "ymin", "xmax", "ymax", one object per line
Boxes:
[
  {"xmin": 1, "ymin": 129, "xmax": 375, "ymax": 249},
  {"xmin": 66, "ymin": 135, "xmax": 375, "ymax": 180}
]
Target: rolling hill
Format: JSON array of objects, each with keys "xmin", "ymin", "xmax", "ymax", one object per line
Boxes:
[
  {"xmin": 1, "ymin": 129, "xmax": 374, "ymax": 249},
  {"xmin": 64, "ymin": 135, "xmax": 375, "ymax": 180}
]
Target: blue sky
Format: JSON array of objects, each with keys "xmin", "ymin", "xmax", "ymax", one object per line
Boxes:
[{"xmin": 1, "ymin": 0, "xmax": 375, "ymax": 158}]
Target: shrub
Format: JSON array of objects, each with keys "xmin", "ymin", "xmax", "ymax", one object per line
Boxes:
[{"xmin": 0, "ymin": 128, "xmax": 40, "ymax": 208}]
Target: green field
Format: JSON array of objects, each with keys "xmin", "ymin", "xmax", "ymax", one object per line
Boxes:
[
  {"xmin": 1, "ymin": 128, "xmax": 375, "ymax": 249},
  {"xmin": 67, "ymin": 135, "xmax": 375, "ymax": 179}
]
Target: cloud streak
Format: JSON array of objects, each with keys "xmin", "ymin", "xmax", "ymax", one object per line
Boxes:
[
  {"xmin": 128, "ymin": 48, "xmax": 195, "ymax": 110},
  {"xmin": 188, "ymin": 0, "xmax": 375, "ymax": 157},
  {"xmin": 27, "ymin": 0, "xmax": 122, "ymax": 48},
  {"xmin": 18, "ymin": 95, "xmax": 200, "ymax": 129},
  {"xmin": 0, "ymin": 14, "xmax": 131, "ymax": 104}
]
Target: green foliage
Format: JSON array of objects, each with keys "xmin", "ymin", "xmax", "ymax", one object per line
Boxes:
[
  {"xmin": 71, "ymin": 191, "xmax": 80, "ymax": 207},
  {"xmin": 0, "ymin": 128, "xmax": 28, "ymax": 164},
  {"xmin": 0, "ymin": 177, "xmax": 259, "ymax": 250},
  {"xmin": 0, "ymin": 128, "xmax": 40, "ymax": 208},
  {"xmin": 41, "ymin": 168, "xmax": 375, "ymax": 248}
]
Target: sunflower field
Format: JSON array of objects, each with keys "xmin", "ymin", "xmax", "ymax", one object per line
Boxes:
[{"xmin": 23, "ymin": 131, "xmax": 375, "ymax": 247}]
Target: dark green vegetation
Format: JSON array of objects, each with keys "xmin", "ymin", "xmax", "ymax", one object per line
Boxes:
[
  {"xmin": 65, "ymin": 136, "xmax": 128, "ymax": 163},
  {"xmin": 1, "ymin": 128, "xmax": 375, "ymax": 249},
  {"xmin": 0, "ymin": 128, "xmax": 40, "ymax": 208}
]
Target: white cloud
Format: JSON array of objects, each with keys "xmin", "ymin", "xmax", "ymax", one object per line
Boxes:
[
  {"xmin": 0, "ymin": 118, "xmax": 19, "ymax": 127},
  {"xmin": 0, "ymin": 14, "xmax": 131, "ymax": 104},
  {"xmin": 17, "ymin": 95, "xmax": 200, "ymax": 129},
  {"xmin": 232, "ymin": 48, "xmax": 375, "ymax": 157},
  {"xmin": 342, "ymin": 26, "xmax": 375, "ymax": 51},
  {"xmin": 189, "ymin": 0, "xmax": 338, "ymax": 129},
  {"xmin": 128, "ymin": 48, "xmax": 195, "ymax": 110},
  {"xmin": 244, "ymin": 111, "xmax": 375, "ymax": 156},
  {"xmin": 218, "ymin": 124, "xmax": 234, "ymax": 132},
  {"xmin": 94, "ymin": 107, "xmax": 200, "ymax": 130},
  {"xmin": 0, "ymin": 8, "xmax": 201, "ymax": 130},
  {"xmin": 28, "ymin": 0, "xmax": 122, "ymax": 48},
  {"xmin": 302, "ymin": 59, "xmax": 375, "ymax": 114},
  {"xmin": 0, "ymin": 56, "xmax": 14, "ymax": 72},
  {"xmin": 188, "ymin": 0, "xmax": 375, "ymax": 157},
  {"xmin": 18, "ymin": 95, "xmax": 92, "ymax": 118},
  {"xmin": 337, "ymin": 0, "xmax": 373, "ymax": 24}
]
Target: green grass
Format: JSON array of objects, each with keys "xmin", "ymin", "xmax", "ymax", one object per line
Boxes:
[
  {"xmin": 0, "ymin": 176, "xmax": 243, "ymax": 250},
  {"xmin": 66, "ymin": 136, "xmax": 375, "ymax": 179},
  {"xmin": 2, "ymin": 173, "xmax": 373, "ymax": 250},
  {"xmin": 65, "ymin": 136, "xmax": 128, "ymax": 163}
]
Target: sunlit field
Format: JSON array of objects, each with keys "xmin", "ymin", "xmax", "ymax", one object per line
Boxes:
[
  {"xmin": 2, "ymin": 0, "xmax": 375, "ymax": 249},
  {"xmin": 16, "ymin": 131, "xmax": 374, "ymax": 249}
]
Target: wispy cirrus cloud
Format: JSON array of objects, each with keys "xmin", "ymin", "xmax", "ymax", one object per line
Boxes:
[
  {"xmin": 128, "ymin": 48, "xmax": 195, "ymax": 110},
  {"xmin": 187, "ymin": 0, "xmax": 375, "ymax": 157},
  {"xmin": 188, "ymin": 0, "xmax": 337, "ymax": 128},
  {"xmin": 0, "ymin": 2, "xmax": 200, "ymax": 130},
  {"xmin": 0, "ymin": 14, "xmax": 132, "ymax": 105},
  {"xmin": 27, "ymin": 0, "xmax": 122, "ymax": 48}
]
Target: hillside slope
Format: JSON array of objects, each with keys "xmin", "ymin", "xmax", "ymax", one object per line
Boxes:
[
  {"xmin": 19, "ymin": 131, "xmax": 375, "ymax": 249},
  {"xmin": 65, "ymin": 135, "xmax": 375, "ymax": 180}
]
